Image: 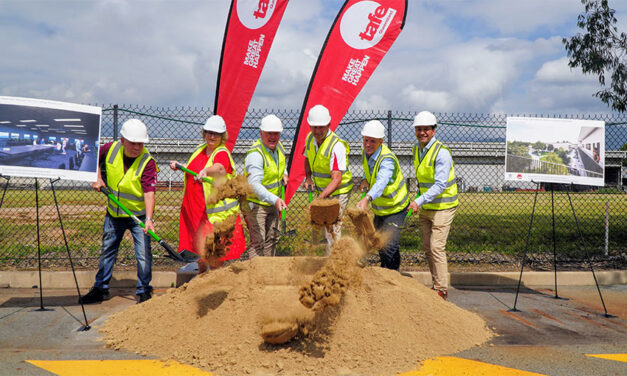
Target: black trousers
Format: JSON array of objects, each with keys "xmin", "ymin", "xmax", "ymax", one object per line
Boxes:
[{"xmin": 374, "ymin": 204, "xmax": 409, "ymax": 271}]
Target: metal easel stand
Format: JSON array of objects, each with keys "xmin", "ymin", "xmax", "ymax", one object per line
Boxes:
[
  {"xmin": 510, "ymin": 181, "xmax": 614, "ymax": 318},
  {"xmin": 33, "ymin": 178, "xmax": 54, "ymax": 313},
  {"xmin": 49, "ymin": 178, "xmax": 91, "ymax": 330},
  {"xmin": 565, "ymin": 183, "xmax": 614, "ymax": 318}
]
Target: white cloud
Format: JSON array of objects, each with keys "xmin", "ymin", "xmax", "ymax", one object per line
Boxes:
[{"xmin": 0, "ymin": 0, "xmax": 621, "ymax": 115}]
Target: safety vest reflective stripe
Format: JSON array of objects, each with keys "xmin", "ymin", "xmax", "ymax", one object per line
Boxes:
[
  {"xmin": 323, "ymin": 135, "xmax": 339, "ymax": 158},
  {"xmin": 109, "ymin": 189, "xmax": 143, "ymax": 202},
  {"xmin": 414, "ymin": 140, "xmax": 458, "ymax": 210},
  {"xmin": 419, "ymin": 178, "xmax": 457, "ymax": 189},
  {"xmin": 245, "ymin": 139, "xmax": 285, "ymax": 206},
  {"xmin": 382, "ymin": 178, "xmax": 407, "ymax": 199},
  {"xmin": 107, "ymin": 142, "xmax": 122, "ymax": 164},
  {"xmin": 372, "ymin": 191, "xmax": 409, "ymax": 211},
  {"xmin": 430, "ymin": 195, "xmax": 458, "ymax": 204},
  {"xmin": 108, "ymin": 202, "xmax": 146, "ymax": 217},
  {"xmin": 315, "ymin": 180, "xmax": 352, "ymax": 193},
  {"xmin": 206, "ymin": 199, "xmax": 239, "ymax": 214},
  {"xmin": 312, "ymin": 171, "xmax": 331, "ymax": 178},
  {"xmin": 264, "ymin": 181, "xmax": 281, "ymax": 190},
  {"xmin": 135, "ymin": 153, "xmax": 151, "ymax": 177},
  {"xmin": 306, "ymin": 131, "xmax": 353, "ymax": 196}
]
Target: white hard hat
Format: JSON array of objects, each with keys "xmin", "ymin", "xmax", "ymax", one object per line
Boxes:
[
  {"xmin": 413, "ymin": 111, "xmax": 438, "ymax": 127},
  {"xmin": 361, "ymin": 120, "xmax": 385, "ymax": 139},
  {"xmin": 260, "ymin": 114, "xmax": 283, "ymax": 132},
  {"xmin": 203, "ymin": 115, "xmax": 227, "ymax": 133},
  {"xmin": 120, "ymin": 119, "xmax": 149, "ymax": 143},
  {"xmin": 307, "ymin": 104, "xmax": 331, "ymax": 126}
]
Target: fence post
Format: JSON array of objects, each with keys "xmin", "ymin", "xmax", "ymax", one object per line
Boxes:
[
  {"xmin": 387, "ymin": 110, "xmax": 392, "ymax": 148},
  {"xmin": 605, "ymin": 201, "xmax": 609, "ymax": 256},
  {"xmin": 113, "ymin": 104, "xmax": 119, "ymax": 141}
]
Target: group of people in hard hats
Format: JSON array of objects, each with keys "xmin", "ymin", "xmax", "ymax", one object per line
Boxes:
[{"xmin": 79, "ymin": 104, "xmax": 458, "ymax": 305}]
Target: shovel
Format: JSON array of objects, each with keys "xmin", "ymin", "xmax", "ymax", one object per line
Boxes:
[
  {"xmin": 273, "ymin": 184, "xmax": 296, "ymax": 239},
  {"xmin": 99, "ymin": 186, "xmax": 199, "ymax": 263},
  {"xmin": 390, "ymin": 193, "xmax": 420, "ymax": 229},
  {"xmin": 174, "ymin": 163, "xmax": 214, "ymax": 184}
]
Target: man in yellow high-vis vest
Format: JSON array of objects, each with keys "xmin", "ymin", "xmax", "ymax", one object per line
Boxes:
[
  {"xmin": 81, "ymin": 119, "xmax": 158, "ymax": 305},
  {"xmin": 302, "ymin": 105, "xmax": 354, "ymax": 254},
  {"xmin": 408, "ymin": 111, "xmax": 458, "ymax": 300},
  {"xmin": 244, "ymin": 114, "xmax": 288, "ymax": 258},
  {"xmin": 356, "ymin": 120, "xmax": 410, "ymax": 270}
]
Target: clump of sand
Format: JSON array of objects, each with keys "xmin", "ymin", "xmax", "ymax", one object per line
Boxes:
[
  {"xmin": 206, "ymin": 175, "xmax": 253, "ymax": 206},
  {"xmin": 309, "ymin": 197, "xmax": 340, "ymax": 226},
  {"xmin": 100, "ymin": 241, "xmax": 493, "ymax": 375},
  {"xmin": 345, "ymin": 207, "xmax": 390, "ymax": 252}
]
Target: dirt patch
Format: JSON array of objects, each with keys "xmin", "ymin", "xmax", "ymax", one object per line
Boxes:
[
  {"xmin": 101, "ymin": 243, "xmax": 493, "ymax": 375},
  {"xmin": 309, "ymin": 198, "xmax": 340, "ymax": 226}
]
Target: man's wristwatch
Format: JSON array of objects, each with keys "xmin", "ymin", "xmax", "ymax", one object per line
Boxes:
[
  {"xmin": 366, "ymin": 195, "xmax": 373, "ymax": 202},
  {"xmin": 145, "ymin": 217, "xmax": 154, "ymax": 223}
]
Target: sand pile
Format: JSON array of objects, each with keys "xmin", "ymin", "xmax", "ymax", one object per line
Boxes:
[{"xmin": 101, "ymin": 239, "xmax": 493, "ymax": 375}]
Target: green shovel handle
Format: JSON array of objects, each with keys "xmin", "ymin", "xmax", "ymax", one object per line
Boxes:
[
  {"xmin": 280, "ymin": 184, "xmax": 286, "ymax": 220},
  {"xmin": 307, "ymin": 185, "xmax": 313, "ymax": 203},
  {"xmin": 99, "ymin": 186, "xmax": 161, "ymax": 242},
  {"xmin": 175, "ymin": 163, "xmax": 214, "ymax": 184}
]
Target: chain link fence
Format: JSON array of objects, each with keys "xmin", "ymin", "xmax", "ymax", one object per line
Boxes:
[{"xmin": 1, "ymin": 105, "xmax": 625, "ymax": 271}]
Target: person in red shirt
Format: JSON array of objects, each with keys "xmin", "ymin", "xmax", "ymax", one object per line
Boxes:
[{"xmin": 169, "ymin": 115, "xmax": 245, "ymax": 273}]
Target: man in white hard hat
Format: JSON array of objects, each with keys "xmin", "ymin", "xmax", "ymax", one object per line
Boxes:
[
  {"xmin": 356, "ymin": 120, "xmax": 410, "ymax": 270},
  {"xmin": 302, "ymin": 104, "xmax": 353, "ymax": 254},
  {"xmin": 81, "ymin": 119, "xmax": 159, "ymax": 305},
  {"xmin": 408, "ymin": 111, "xmax": 458, "ymax": 300},
  {"xmin": 243, "ymin": 114, "xmax": 288, "ymax": 258}
]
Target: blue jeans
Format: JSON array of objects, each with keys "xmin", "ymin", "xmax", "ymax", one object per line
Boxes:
[
  {"xmin": 374, "ymin": 204, "xmax": 409, "ymax": 271},
  {"xmin": 94, "ymin": 214, "xmax": 152, "ymax": 294}
]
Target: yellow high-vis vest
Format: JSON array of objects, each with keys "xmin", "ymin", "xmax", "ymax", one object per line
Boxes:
[
  {"xmin": 413, "ymin": 140, "xmax": 458, "ymax": 210},
  {"xmin": 244, "ymin": 139, "xmax": 286, "ymax": 206},
  {"xmin": 186, "ymin": 144, "xmax": 240, "ymax": 224},
  {"xmin": 305, "ymin": 131, "xmax": 353, "ymax": 195},
  {"xmin": 362, "ymin": 145, "xmax": 410, "ymax": 216},
  {"xmin": 105, "ymin": 141, "xmax": 158, "ymax": 218}
]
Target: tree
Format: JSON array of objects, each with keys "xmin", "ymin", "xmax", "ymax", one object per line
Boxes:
[{"xmin": 563, "ymin": 0, "xmax": 627, "ymax": 112}]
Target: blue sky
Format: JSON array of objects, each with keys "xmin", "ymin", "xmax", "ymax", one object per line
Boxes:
[{"xmin": 1, "ymin": 0, "xmax": 627, "ymax": 115}]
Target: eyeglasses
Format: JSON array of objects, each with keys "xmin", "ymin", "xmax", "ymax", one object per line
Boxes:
[{"xmin": 204, "ymin": 131, "xmax": 221, "ymax": 138}]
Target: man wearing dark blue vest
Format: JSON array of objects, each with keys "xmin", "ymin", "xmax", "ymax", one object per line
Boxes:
[
  {"xmin": 80, "ymin": 119, "xmax": 158, "ymax": 304},
  {"xmin": 408, "ymin": 111, "xmax": 458, "ymax": 300}
]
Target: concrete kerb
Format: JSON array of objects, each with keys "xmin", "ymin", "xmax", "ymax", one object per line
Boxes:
[{"xmin": 0, "ymin": 270, "xmax": 625, "ymax": 289}]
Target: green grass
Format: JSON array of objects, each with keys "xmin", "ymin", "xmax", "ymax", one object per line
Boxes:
[{"xmin": 1, "ymin": 189, "xmax": 625, "ymax": 263}]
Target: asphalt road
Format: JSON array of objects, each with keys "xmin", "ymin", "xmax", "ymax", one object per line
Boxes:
[{"xmin": 0, "ymin": 284, "xmax": 625, "ymax": 375}]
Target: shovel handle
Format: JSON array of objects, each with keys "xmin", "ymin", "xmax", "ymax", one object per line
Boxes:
[
  {"xmin": 175, "ymin": 163, "xmax": 214, "ymax": 184},
  {"xmin": 406, "ymin": 192, "xmax": 421, "ymax": 218},
  {"xmin": 307, "ymin": 185, "xmax": 313, "ymax": 203},
  {"xmin": 99, "ymin": 186, "xmax": 161, "ymax": 242},
  {"xmin": 280, "ymin": 184, "xmax": 286, "ymax": 220}
]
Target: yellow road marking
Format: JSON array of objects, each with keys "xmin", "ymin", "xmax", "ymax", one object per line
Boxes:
[
  {"xmin": 585, "ymin": 353, "xmax": 627, "ymax": 363},
  {"xmin": 399, "ymin": 357, "xmax": 546, "ymax": 376},
  {"xmin": 27, "ymin": 359, "xmax": 213, "ymax": 376}
]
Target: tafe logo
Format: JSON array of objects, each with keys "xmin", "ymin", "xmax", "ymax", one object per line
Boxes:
[
  {"xmin": 237, "ymin": 0, "xmax": 276, "ymax": 30},
  {"xmin": 340, "ymin": 1, "xmax": 396, "ymax": 50}
]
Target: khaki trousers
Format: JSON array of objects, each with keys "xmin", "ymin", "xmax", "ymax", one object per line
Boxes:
[
  {"xmin": 243, "ymin": 202, "xmax": 280, "ymax": 258},
  {"xmin": 313, "ymin": 193, "xmax": 349, "ymax": 256},
  {"xmin": 419, "ymin": 206, "xmax": 457, "ymax": 291}
]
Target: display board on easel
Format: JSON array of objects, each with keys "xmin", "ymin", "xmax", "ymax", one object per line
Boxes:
[
  {"xmin": 0, "ymin": 96, "xmax": 101, "ymax": 182},
  {"xmin": 505, "ymin": 117, "xmax": 605, "ymax": 186},
  {"xmin": 0, "ymin": 96, "xmax": 98, "ymax": 330}
]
